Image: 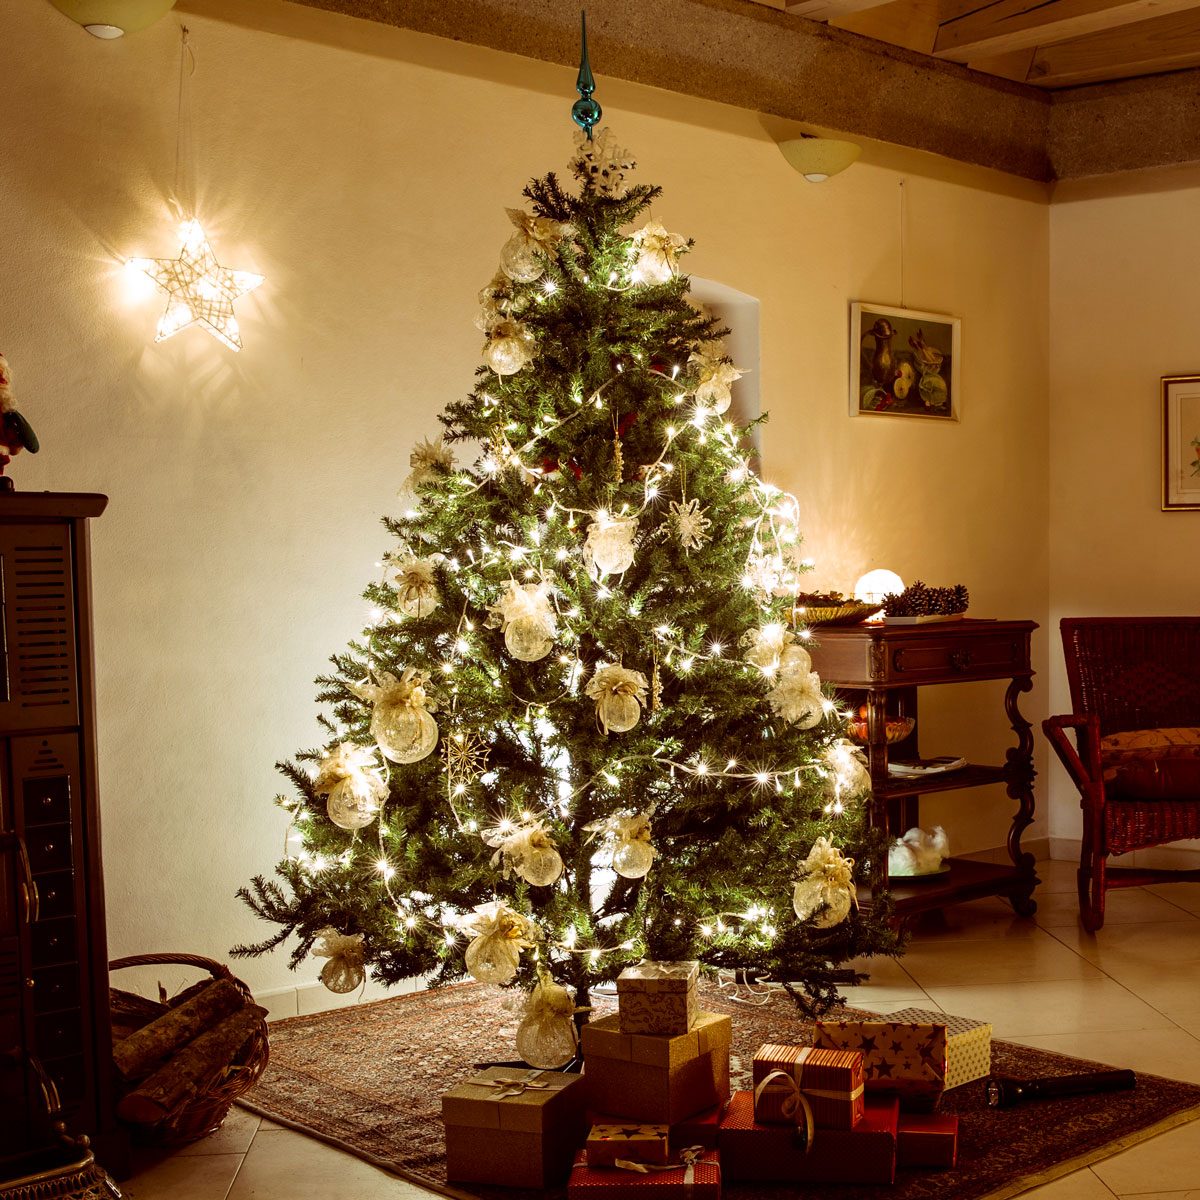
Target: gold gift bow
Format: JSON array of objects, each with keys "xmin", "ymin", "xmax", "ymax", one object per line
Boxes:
[
  {"xmin": 481, "ymin": 1070, "xmax": 553, "ymax": 1100},
  {"xmin": 753, "ymin": 1070, "xmax": 816, "ymax": 1153},
  {"xmin": 627, "ymin": 961, "xmax": 695, "ymax": 980},
  {"xmin": 613, "ymin": 1145, "xmax": 706, "ymax": 1195}
]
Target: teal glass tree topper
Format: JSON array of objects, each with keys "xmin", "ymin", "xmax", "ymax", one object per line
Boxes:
[{"xmin": 572, "ymin": 11, "xmax": 601, "ymax": 139}]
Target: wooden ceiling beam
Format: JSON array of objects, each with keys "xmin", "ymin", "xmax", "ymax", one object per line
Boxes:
[
  {"xmin": 934, "ymin": 0, "xmax": 1200, "ymax": 62},
  {"xmin": 785, "ymin": 0, "xmax": 898, "ymax": 19},
  {"xmin": 1029, "ymin": 6, "xmax": 1200, "ymax": 85}
]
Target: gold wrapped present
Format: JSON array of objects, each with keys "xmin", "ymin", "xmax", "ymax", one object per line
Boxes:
[
  {"xmin": 885, "ymin": 1007, "xmax": 992, "ymax": 1090},
  {"xmin": 582, "ymin": 1011, "xmax": 731, "ymax": 1124},
  {"xmin": 616, "ymin": 960, "xmax": 699, "ymax": 1035},
  {"xmin": 586, "ymin": 1121, "xmax": 670, "ymax": 1168},
  {"xmin": 442, "ymin": 1066, "xmax": 587, "ymax": 1188}
]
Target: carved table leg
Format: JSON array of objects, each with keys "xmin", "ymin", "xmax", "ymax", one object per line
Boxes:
[{"xmin": 1004, "ymin": 674, "xmax": 1039, "ymax": 917}]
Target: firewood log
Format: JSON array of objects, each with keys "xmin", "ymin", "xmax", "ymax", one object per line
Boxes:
[
  {"xmin": 113, "ymin": 978, "xmax": 245, "ymax": 1081},
  {"xmin": 116, "ymin": 1005, "xmax": 266, "ymax": 1125}
]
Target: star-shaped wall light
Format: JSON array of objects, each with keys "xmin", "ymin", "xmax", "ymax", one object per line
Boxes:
[{"xmin": 128, "ymin": 219, "xmax": 263, "ymax": 352}]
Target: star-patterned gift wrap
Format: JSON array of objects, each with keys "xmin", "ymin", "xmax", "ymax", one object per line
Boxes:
[
  {"xmin": 616, "ymin": 960, "xmax": 699, "ymax": 1036},
  {"xmin": 813, "ymin": 1019, "xmax": 948, "ymax": 1101},
  {"xmin": 752, "ymin": 1043, "xmax": 864, "ymax": 1130},
  {"xmin": 581, "ymin": 1011, "xmax": 731, "ymax": 1124},
  {"xmin": 586, "ymin": 1122, "xmax": 671, "ymax": 1168},
  {"xmin": 567, "ymin": 1146, "xmax": 721, "ymax": 1199},
  {"xmin": 441, "ymin": 1066, "xmax": 588, "ymax": 1189},
  {"xmin": 718, "ymin": 1090, "xmax": 899, "ymax": 1185},
  {"xmin": 886, "ymin": 1007, "xmax": 992, "ymax": 1090},
  {"xmin": 897, "ymin": 1112, "xmax": 959, "ymax": 1169}
]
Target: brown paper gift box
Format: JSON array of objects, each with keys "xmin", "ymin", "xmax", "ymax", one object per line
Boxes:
[
  {"xmin": 586, "ymin": 1122, "xmax": 671, "ymax": 1168},
  {"xmin": 718, "ymin": 1089, "xmax": 899, "ymax": 1185},
  {"xmin": 442, "ymin": 1066, "xmax": 587, "ymax": 1189},
  {"xmin": 582, "ymin": 1011, "xmax": 731, "ymax": 1124},
  {"xmin": 814, "ymin": 1018, "xmax": 948, "ymax": 1101},
  {"xmin": 752, "ymin": 1043, "xmax": 865, "ymax": 1129},
  {"xmin": 897, "ymin": 1112, "xmax": 958, "ymax": 1168},
  {"xmin": 568, "ymin": 1147, "xmax": 721, "ymax": 1199},
  {"xmin": 616, "ymin": 960, "xmax": 699, "ymax": 1036},
  {"xmin": 886, "ymin": 1007, "xmax": 992, "ymax": 1091}
]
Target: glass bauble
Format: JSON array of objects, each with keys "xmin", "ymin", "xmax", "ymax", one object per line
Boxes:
[
  {"xmin": 516, "ymin": 981, "xmax": 578, "ymax": 1069},
  {"xmin": 465, "ymin": 930, "xmax": 522, "ymax": 984},
  {"xmin": 325, "ymin": 776, "xmax": 384, "ymax": 831},
  {"xmin": 319, "ymin": 955, "xmax": 364, "ymax": 994},
  {"xmin": 505, "ymin": 617, "xmax": 553, "ymax": 663},
  {"xmin": 780, "ymin": 643, "xmax": 813, "ymax": 677},
  {"xmin": 499, "ymin": 234, "xmax": 544, "ymax": 283},
  {"xmin": 372, "ymin": 703, "xmax": 438, "ymax": 764},
  {"xmin": 516, "ymin": 842, "xmax": 564, "ymax": 887},
  {"xmin": 483, "ymin": 331, "xmax": 534, "ymax": 376},
  {"xmin": 598, "ymin": 691, "xmax": 641, "ymax": 734},
  {"xmin": 613, "ymin": 838, "xmax": 655, "ymax": 879},
  {"xmin": 396, "ymin": 586, "xmax": 439, "ymax": 619},
  {"xmin": 585, "ymin": 517, "xmax": 637, "ymax": 576},
  {"xmin": 792, "ymin": 874, "xmax": 852, "ymax": 928}
]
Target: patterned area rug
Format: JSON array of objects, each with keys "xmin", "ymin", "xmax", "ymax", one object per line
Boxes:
[{"xmin": 238, "ymin": 981, "xmax": 1200, "ymax": 1200}]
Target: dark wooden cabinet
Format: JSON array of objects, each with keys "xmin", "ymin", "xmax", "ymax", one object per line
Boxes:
[
  {"xmin": 806, "ymin": 618, "xmax": 1040, "ymax": 924},
  {"xmin": 0, "ymin": 494, "xmax": 121, "ymax": 1169}
]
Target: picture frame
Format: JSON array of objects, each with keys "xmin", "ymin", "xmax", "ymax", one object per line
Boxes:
[
  {"xmin": 1162, "ymin": 375, "xmax": 1200, "ymax": 511},
  {"xmin": 849, "ymin": 302, "xmax": 960, "ymax": 421}
]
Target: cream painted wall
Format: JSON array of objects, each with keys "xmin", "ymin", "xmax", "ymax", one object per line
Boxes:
[
  {"xmin": 1048, "ymin": 168, "xmax": 1200, "ymax": 846},
  {"xmin": 0, "ymin": 0, "xmax": 1050, "ymax": 993}
]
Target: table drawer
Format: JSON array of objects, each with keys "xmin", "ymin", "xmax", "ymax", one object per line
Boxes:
[
  {"xmin": 33, "ymin": 962, "xmax": 81, "ymax": 1014},
  {"xmin": 31, "ymin": 915, "xmax": 77, "ymax": 969},
  {"xmin": 26, "ymin": 824, "xmax": 73, "ymax": 876},
  {"xmin": 22, "ymin": 776, "xmax": 72, "ymax": 828},
  {"xmin": 885, "ymin": 632, "xmax": 1027, "ymax": 683}
]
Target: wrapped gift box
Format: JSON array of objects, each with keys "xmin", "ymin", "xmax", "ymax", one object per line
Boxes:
[
  {"xmin": 886, "ymin": 1007, "xmax": 992, "ymax": 1091},
  {"xmin": 671, "ymin": 1104, "xmax": 724, "ymax": 1150},
  {"xmin": 442, "ymin": 1066, "xmax": 587, "ymax": 1189},
  {"xmin": 582, "ymin": 1011, "xmax": 731, "ymax": 1124},
  {"xmin": 568, "ymin": 1147, "xmax": 721, "ymax": 1199},
  {"xmin": 814, "ymin": 1018, "xmax": 948, "ymax": 1101},
  {"xmin": 718, "ymin": 1090, "xmax": 898, "ymax": 1185},
  {"xmin": 617, "ymin": 961, "xmax": 699, "ymax": 1036},
  {"xmin": 587, "ymin": 1122, "xmax": 671, "ymax": 1168},
  {"xmin": 752, "ymin": 1043, "xmax": 864, "ymax": 1129},
  {"xmin": 897, "ymin": 1112, "xmax": 958, "ymax": 1169}
]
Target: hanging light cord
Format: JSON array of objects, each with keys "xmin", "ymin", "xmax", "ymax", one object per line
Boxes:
[
  {"xmin": 898, "ymin": 177, "xmax": 907, "ymax": 310},
  {"xmin": 172, "ymin": 25, "xmax": 197, "ymax": 218}
]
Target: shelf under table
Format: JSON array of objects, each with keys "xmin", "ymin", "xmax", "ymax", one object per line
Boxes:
[{"xmin": 865, "ymin": 857, "xmax": 1039, "ymax": 917}]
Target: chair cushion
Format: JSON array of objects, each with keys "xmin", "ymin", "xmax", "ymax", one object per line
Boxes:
[{"xmin": 1100, "ymin": 728, "xmax": 1200, "ymax": 798}]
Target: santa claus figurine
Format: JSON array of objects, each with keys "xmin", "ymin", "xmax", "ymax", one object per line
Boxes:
[{"xmin": 0, "ymin": 352, "xmax": 40, "ymax": 490}]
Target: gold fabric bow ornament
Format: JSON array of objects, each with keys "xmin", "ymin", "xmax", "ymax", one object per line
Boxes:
[
  {"xmin": 350, "ymin": 669, "xmax": 439, "ymax": 764},
  {"xmin": 312, "ymin": 742, "xmax": 387, "ymax": 831},
  {"xmin": 792, "ymin": 836, "xmax": 858, "ymax": 928},
  {"xmin": 515, "ymin": 974, "xmax": 584, "ymax": 1069},
  {"xmin": 312, "ymin": 927, "xmax": 366, "ymax": 994},
  {"xmin": 499, "ymin": 208, "xmax": 573, "ymax": 283},
  {"xmin": 392, "ymin": 555, "xmax": 441, "ymax": 619},
  {"xmin": 585, "ymin": 664, "xmax": 650, "ymax": 734},
  {"xmin": 459, "ymin": 900, "xmax": 537, "ymax": 985},
  {"xmin": 488, "ymin": 580, "xmax": 557, "ymax": 662}
]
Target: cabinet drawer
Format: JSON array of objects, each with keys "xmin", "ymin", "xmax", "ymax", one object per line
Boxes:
[
  {"xmin": 36, "ymin": 1009, "xmax": 83, "ymax": 1059},
  {"xmin": 886, "ymin": 633, "xmax": 1027, "ymax": 683},
  {"xmin": 26, "ymin": 824, "xmax": 73, "ymax": 876},
  {"xmin": 22, "ymin": 776, "xmax": 71, "ymax": 827},
  {"xmin": 31, "ymin": 916, "xmax": 76, "ymax": 968},
  {"xmin": 33, "ymin": 870, "xmax": 76, "ymax": 921},
  {"xmin": 33, "ymin": 962, "xmax": 80, "ymax": 1014}
]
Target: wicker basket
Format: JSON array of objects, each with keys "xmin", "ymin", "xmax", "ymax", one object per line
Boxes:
[{"xmin": 109, "ymin": 952, "xmax": 269, "ymax": 1145}]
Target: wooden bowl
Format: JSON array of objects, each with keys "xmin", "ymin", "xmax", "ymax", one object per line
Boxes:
[{"xmin": 791, "ymin": 600, "xmax": 881, "ymax": 627}]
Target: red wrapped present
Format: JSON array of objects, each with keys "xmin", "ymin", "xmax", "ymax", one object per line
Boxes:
[
  {"xmin": 752, "ymin": 1043, "xmax": 864, "ymax": 1130},
  {"xmin": 587, "ymin": 1122, "xmax": 670, "ymax": 1168},
  {"xmin": 814, "ymin": 1018, "xmax": 948, "ymax": 1101},
  {"xmin": 568, "ymin": 1146, "xmax": 721, "ymax": 1198},
  {"xmin": 442, "ymin": 1066, "xmax": 587, "ymax": 1188},
  {"xmin": 718, "ymin": 1090, "xmax": 898, "ymax": 1185},
  {"xmin": 582, "ymin": 1011, "xmax": 731, "ymax": 1124},
  {"xmin": 898, "ymin": 1112, "xmax": 958, "ymax": 1168},
  {"xmin": 671, "ymin": 1104, "xmax": 724, "ymax": 1150}
]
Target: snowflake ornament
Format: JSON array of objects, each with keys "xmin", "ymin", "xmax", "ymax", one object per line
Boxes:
[
  {"xmin": 669, "ymin": 497, "xmax": 712, "ymax": 553},
  {"xmin": 442, "ymin": 729, "xmax": 489, "ymax": 790},
  {"xmin": 571, "ymin": 127, "xmax": 637, "ymax": 197}
]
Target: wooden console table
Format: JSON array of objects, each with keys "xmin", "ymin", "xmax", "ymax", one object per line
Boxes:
[{"xmin": 806, "ymin": 618, "xmax": 1039, "ymax": 923}]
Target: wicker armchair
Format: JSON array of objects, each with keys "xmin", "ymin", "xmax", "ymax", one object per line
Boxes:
[{"xmin": 1044, "ymin": 617, "xmax": 1200, "ymax": 930}]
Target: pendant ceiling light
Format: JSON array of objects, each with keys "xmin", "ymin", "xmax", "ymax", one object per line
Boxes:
[
  {"xmin": 778, "ymin": 134, "xmax": 862, "ymax": 183},
  {"xmin": 46, "ymin": 0, "xmax": 176, "ymax": 38}
]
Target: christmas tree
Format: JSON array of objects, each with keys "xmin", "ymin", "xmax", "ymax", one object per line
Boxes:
[{"xmin": 236, "ymin": 122, "xmax": 896, "ymax": 1064}]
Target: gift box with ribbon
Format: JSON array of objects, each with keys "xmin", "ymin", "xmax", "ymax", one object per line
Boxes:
[
  {"xmin": 885, "ymin": 1007, "xmax": 992, "ymax": 1091},
  {"xmin": 898, "ymin": 1112, "xmax": 959, "ymax": 1168},
  {"xmin": 752, "ymin": 1043, "xmax": 864, "ymax": 1130},
  {"xmin": 587, "ymin": 1122, "xmax": 671, "ymax": 1168},
  {"xmin": 567, "ymin": 1145, "xmax": 721, "ymax": 1198},
  {"xmin": 582, "ymin": 1011, "xmax": 731, "ymax": 1124},
  {"xmin": 442, "ymin": 1066, "xmax": 588, "ymax": 1188},
  {"xmin": 616, "ymin": 960, "xmax": 699, "ymax": 1036},
  {"xmin": 814, "ymin": 1018, "xmax": 948, "ymax": 1101},
  {"xmin": 718, "ymin": 1090, "xmax": 899, "ymax": 1185}
]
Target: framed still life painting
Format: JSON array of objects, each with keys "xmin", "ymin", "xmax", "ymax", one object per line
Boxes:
[
  {"xmin": 1162, "ymin": 375, "xmax": 1200, "ymax": 511},
  {"xmin": 850, "ymin": 302, "xmax": 960, "ymax": 421}
]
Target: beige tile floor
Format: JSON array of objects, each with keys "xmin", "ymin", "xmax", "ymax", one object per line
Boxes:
[{"xmin": 120, "ymin": 859, "xmax": 1200, "ymax": 1199}]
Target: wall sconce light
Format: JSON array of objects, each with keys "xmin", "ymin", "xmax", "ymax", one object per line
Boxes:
[
  {"xmin": 854, "ymin": 569, "xmax": 905, "ymax": 605},
  {"xmin": 46, "ymin": 0, "xmax": 176, "ymax": 38},
  {"xmin": 778, "ymin": 134, "xmax": 862, "ymax": 183}
]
